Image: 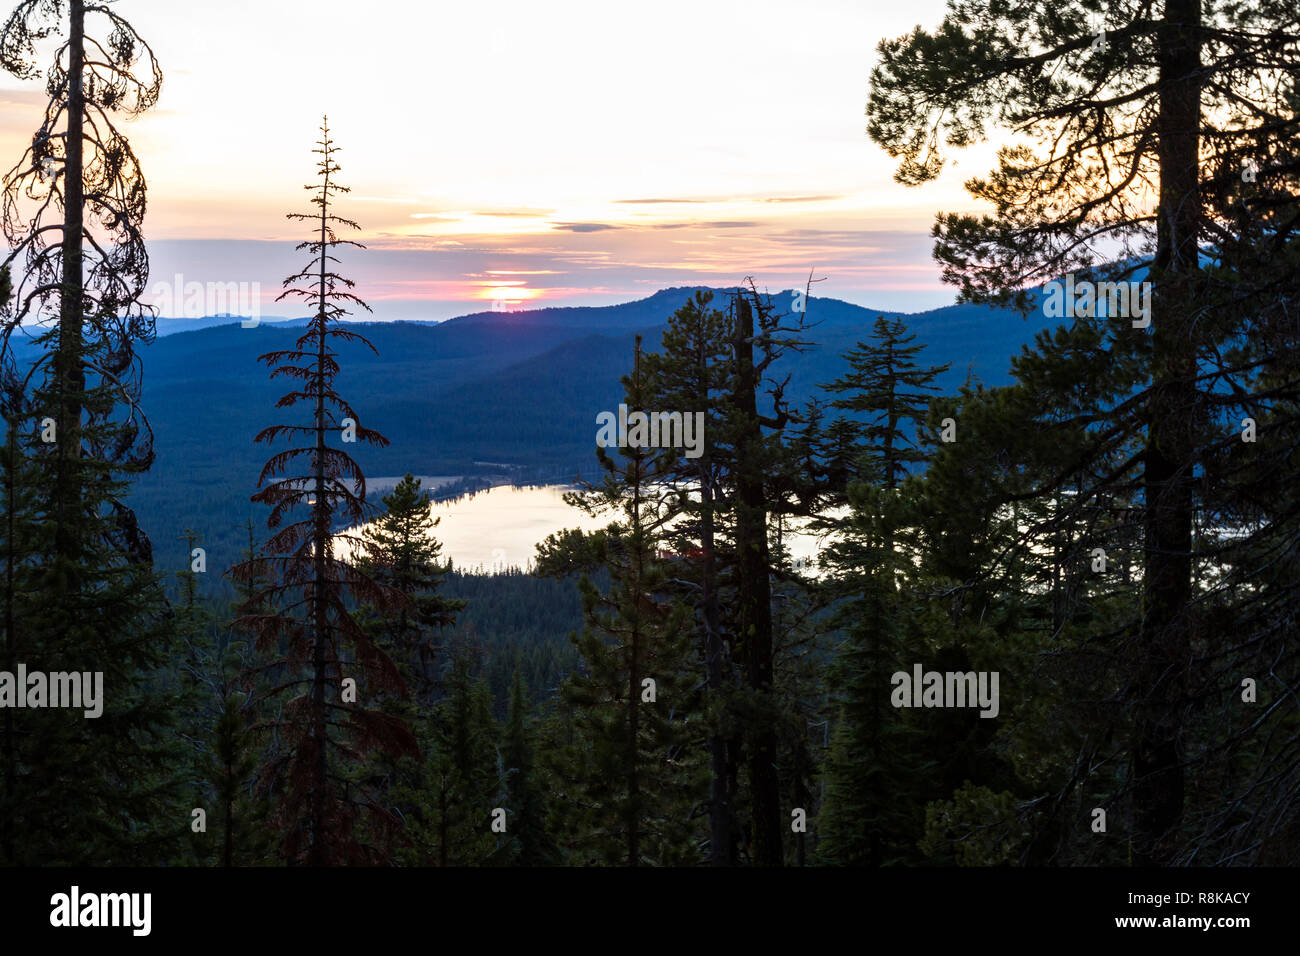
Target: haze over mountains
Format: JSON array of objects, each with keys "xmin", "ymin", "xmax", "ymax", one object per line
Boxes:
[{"xmin": 77, "ymin": 286, "xmax": 1062, "ymax": 575}]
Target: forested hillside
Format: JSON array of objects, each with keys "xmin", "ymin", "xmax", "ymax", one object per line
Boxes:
[
  {"xmin": 0, "ymin": 0, "xmax": 1296, "ymax": 887},
  {"xmin": 105, "ymin": 290, "xmax": 1058, "ymax": 573}
]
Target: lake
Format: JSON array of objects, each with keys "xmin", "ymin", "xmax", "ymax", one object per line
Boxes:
[{"xmin": 340, "ymin": 482, "xmax": 837, "ymax": 574}]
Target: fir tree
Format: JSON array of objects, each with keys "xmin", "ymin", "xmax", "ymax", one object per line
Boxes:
[
  {"xmin": 205, "ymin": 688, "xmax": 270, "ymax": 867},
  {"xmin": 231, "ymin": 118, "xmax": 413, "ymax": 866},
  {"xmin": 820, "ymin": 315, "xmax": 949, "ymax": 493},
  {"xmin": 423, "ymin": 642, "xmax": 499, "ymax": 866},
  {"xmin": 537, "ymin": 336, "xmax": 703, "ymax": 866},
  {"xmin": 816, "ymin": 319, "xmax": 948, "ymax": 865},
  {"xmin": 352, "ymin": 473, "xmax": 464, "ymax": 859},
  {"xmin": 502, "ymin": 666, "xmax": 557, "ymax": 865},
  {"xmin": 356, "ymin": 473, "xmax": 464, "ymax": 700}
]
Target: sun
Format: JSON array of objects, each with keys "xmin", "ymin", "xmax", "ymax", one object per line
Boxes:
[{"xmin": 481, "ymin": 285, "xmax": 540, "ymax": 306}]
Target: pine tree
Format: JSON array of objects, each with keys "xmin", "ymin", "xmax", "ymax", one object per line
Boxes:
[
  {"xmin": 231, "ymin": 118, "xmax": 413, "ymax": 866},
  {"xmin": 722, "ymin": 286, "xmax": 819, "ymax": 866},
  {"xmin": 537, "ymin": 336, "xmax": 703, "ymax": 866},
  {"xmin": 0, "ymin": 0, "xmax": 162, "ymax": 554},
  {"xmin": 636, "ymin": 284, "xmax": 824, "ymax": 866},
  {"xmin": 820, "ymin": 316, "xmax": 949, "ymax": 494},
  {"xmin": 640, "ymin": 290, "xmax": 737, "ymax": 864},
  {"xmin": 866, "ymin": 0, "xmax": 1300, "ymax": 864},
  {"xmin": 816, "ymin": 319, "xmax": 948, "ymax": 865},
  {"xmin": 501, "ymin": 666, "xmax": 557, "ymax": 865},
  {"xmin": 0, "ymin": 0, "xmax": 185, "ymax": 864},
  {"xmin": 356, "ymin": 473, "xmax": 464, "ymax": 700}
]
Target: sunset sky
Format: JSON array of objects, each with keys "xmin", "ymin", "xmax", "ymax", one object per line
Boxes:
[{"xmin": 0, "ymin": 0, "xmax": 995, "ymax": 320}]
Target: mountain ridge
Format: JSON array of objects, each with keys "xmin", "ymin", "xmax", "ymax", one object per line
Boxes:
[{"xmin": 72, "ymin": 285, "xmax": 1063, "ymax": 575}]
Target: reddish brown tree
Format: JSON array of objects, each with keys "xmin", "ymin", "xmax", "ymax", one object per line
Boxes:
[{"xmin": 232, "ymin": 118, "xmax": 413, "ymax": 866}]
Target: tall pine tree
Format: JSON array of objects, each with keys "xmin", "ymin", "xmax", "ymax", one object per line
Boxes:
[
  {"xmin": 537, "ymin": 336, "xmax": 703, "ymax": 866},
  {"xmin": 866, "ymin": 0, "xmax": 1300, "ymax": 864},
  {"xmin": 0, "ymin": 0, "xmax": 184, "ymax": 864},
  {"xmin": 231, "ymin": 119, "xmax": 413, "ymax": 866}
]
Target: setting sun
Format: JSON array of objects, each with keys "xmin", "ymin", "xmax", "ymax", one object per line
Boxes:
[{"xmin": 481, "ymin": 284, "xmax": 539, "ymax": 304}]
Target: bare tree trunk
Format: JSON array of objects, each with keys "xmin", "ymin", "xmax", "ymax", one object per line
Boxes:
[
  {"xmin": 54, "ymin": 0, "xmax": 85, "ymax": 563},
  {"xmin": 732, "ymin": 295, "xmax": 782, "ymax": 866},
  {"xmin": 2, "ymin": 426, "xmax": 15, "ymax": 864},
  {"xmin": 700, "ymin": 471, "xmax": 734, "ymax": 866},
  {"xmin": 1136, "ymin": 0, "xmax": 1201, "ymax": 867}
]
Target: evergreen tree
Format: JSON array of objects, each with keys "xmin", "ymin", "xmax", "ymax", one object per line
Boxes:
[
  {"xmin": 423, "ymin": 642, "xmax": 500, "ymax": 866},
  {"xmin": 815, "ymin": 319, "xmax": 948, "ymax": 865},
  {"xmin": 640, "ymin": 290, "xmax": 737, "ymax": 864},
  {"xmin": 169, "ymin": 527, "xmax": 271, "ymax": 867},
  {"xmin": 866, "ymin": 0, "xmax": 1300, "ymax": 864},
  {"xmin": 721, "ymin": 286, "xmax": 818, "ymax": 866},
  {"xmin": 820, "ymin": 315, "xmax": 949, "ymax": 493},
  {"xmin": 204, "ymin": 688, "xmax": 270, "ymax": 867},
  {"xmin": 0, "ymin": 0, "xmax": 184, "ymax": 864},
  {"xmin": 231, "ymin": 118, "xmax": 412, "ymax": 866},
  {"xmin": 501, "ymin": 666, "xmax": 557, "ymax": 865},
  {"xmin": 635, "ymin": 284, "xmax": 824, "ymax": 866},
  {"xmin": 352, "ymin": 473, "xmax": 464, "ymax": 859},
  {"xmin": 0, "ymin": 373, "xmax": 38, "ymax": 865},
  {"xmin": 356, "ymin": 473, "xmax": 464, "ymax": 700},
  {"xmin": 537, "ymin": 336, "xmax": 703, "ymax": 866}
]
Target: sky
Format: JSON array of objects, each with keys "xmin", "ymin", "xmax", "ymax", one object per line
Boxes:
[{"xmin": 0, "ymin": 0, "xmax": 996, "ymax": 321}]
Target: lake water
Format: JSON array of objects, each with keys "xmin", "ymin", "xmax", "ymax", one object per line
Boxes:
[{"xmin": 341, "ymin": 482, "xmax": 836, "ymax": 574}]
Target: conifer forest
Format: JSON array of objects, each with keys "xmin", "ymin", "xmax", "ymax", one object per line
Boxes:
[{"xmin": 0, "ymin": 0, "xmax": 1296, "ymax": 941}]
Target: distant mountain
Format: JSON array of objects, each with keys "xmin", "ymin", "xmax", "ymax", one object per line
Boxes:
[
  {"xmin": 152, "ymin": 314, "xmax": 300, "ymax": 336},
  {"xmin": 59, "ymin": 286, "xmax": 1060, "ymax": 575},
  {"xmin": 450, "ymin": 286, "xmax": 911, "ymax": 333}
]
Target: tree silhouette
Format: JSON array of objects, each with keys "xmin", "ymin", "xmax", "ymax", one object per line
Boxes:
[
  {"xmin": 232, "ymin": 118, "xmax": 414, "ymax": 866},
  {"xmin": 820, "ymin": 316, "xmax": 950, "ymax": 493},
  {"xmin": 0, "ymin": 0, "xmax": 185, "ymax": 865},
  {"xmin": 0, "ymin": 0, "xmax": 162, "ymax": 558},
  {"xmin": 867, "ymin": 0, "xmax": 1300, "ymax": 864},
  {"xmin": 536, "ymin": 336, "xmax": 701, "ymax": 866}
]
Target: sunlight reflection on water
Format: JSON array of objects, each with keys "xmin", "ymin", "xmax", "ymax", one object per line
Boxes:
[{"xmin": 341, "ymin": 482, "xmax": 835, "ymax": 574}]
